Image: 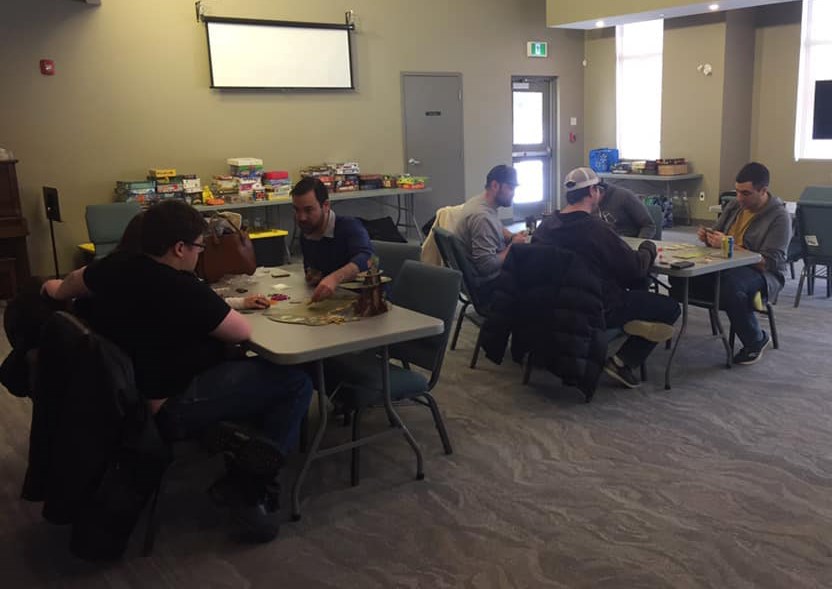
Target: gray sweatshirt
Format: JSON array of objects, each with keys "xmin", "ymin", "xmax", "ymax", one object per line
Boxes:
[
  {"xmin": 598, "ymin": 184, "xmax": 656, "ymax": 238},
  {"xmin": 455, "ymin": 193, "xmax": 506, "ymax": 285},
  {"xmin": 716, "ymin": 194, "xmax": 791, "ymax": 298}
]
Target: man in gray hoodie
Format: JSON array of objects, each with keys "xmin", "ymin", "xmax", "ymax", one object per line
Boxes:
[{"xmin": 690, "ymin": 162, "xmax": 790, "ymax": 365}]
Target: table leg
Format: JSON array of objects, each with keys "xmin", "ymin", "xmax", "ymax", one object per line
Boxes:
[
  {"xmin": 409, "ymin": 192, "xmax": 424, "ymax": 242},
  {"xmin": 380, "ymin": 346, "xmax": 424, "ymax": 480},
  {"xmin": 291, "ymin": 360, "xmax": 328, "ymax": 521},
  {"xmin": 396, "ymin": 194, "xmax": 404, "ymax": 228},
  {"xmin": 711, "ymin": 271, "xmax": 733, "ymax": 368},
  {"xmin": 665, "ymin": 277, "xmax": 689, "ymax": 390}
]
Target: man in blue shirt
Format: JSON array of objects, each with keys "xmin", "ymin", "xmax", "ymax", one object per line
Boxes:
[{"xmin": 291, "ymin": 177, "xmax": 374, "ymax": 301}]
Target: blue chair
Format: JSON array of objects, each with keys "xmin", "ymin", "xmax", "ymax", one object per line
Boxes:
[
  {"xmin": 795, "ymin": 201, "xmax": 832, "ymax": 307},
  {"xmin": 324, "ymin": 260, "xmax": 461, "ymax": 486},
  {"xmin": 370, "ymin": 239, "xmax": 421, "ymax": 290},
  {"xmin": 85, "ymin": 203, "xmax": 142, "ymax": 259}
]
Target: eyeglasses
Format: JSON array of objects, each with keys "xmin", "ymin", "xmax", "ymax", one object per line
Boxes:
[{"xmin": 186, "ymin": 241, "xmax": 206, "ymax": 251}]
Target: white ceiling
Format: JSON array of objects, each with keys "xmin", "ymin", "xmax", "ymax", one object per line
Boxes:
[{"xmin": 553, "ymin": 0, "xmax": 797, "ymax": 29}]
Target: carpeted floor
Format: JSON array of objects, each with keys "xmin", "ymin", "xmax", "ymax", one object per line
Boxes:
[{"xmin": 2, "ymin": 235, "xmax": 832, "ymax": 588}]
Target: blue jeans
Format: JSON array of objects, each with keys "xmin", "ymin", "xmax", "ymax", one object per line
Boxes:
[
  {"xmin": 156, "ymin": 358, "xmax": 313, "ymax": 455},
  {"xmin": 684, "ymin": 266, "xmax": 767, "ymax": 348},
  {"xmin": 606, "ymin": 290, "xmax": 682, "ymax": 368}
]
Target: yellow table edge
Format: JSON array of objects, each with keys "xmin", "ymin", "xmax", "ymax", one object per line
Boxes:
[{"xmin": 78, "ymin": 229, "xmax": 289, "ymax": 254}]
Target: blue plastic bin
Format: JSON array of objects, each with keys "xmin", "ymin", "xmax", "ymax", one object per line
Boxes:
[{"xmin": 589, "ymin": 148, "xmax": 619, "ymax": 173}]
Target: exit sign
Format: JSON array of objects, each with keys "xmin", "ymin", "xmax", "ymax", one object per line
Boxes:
[{"xmin": 527, "ymin": 41, "xmax": 548, "ymax": 58}]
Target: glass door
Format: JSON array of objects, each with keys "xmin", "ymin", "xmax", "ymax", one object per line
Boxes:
[{"xmin": 511, "ymin": 77, "xmax": 554, "ymax": 219}]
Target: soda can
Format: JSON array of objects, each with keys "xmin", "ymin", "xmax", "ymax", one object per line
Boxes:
[{"xmin": 722, "ymin": 235, "xmax": 734, "ymax": 258}]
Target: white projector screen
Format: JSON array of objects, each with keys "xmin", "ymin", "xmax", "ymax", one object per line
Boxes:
[{"xmin": 206, "ymin": 18, "xmax": 354, "ymax": 90}]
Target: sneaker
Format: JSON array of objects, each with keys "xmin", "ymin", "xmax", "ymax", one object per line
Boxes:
[
  {"xmin": 202, "ymin": 421, "xmax": 285, "ymax": 477},
  {"xmin": 623, "ymin": 320, "xmax": 675, "ymax": 343},
  {"xmin": 603, "ymin": 356, "xmax": 640, "ymax": 388},
  {"xmin": 733, "ymin": 331, "xmax": 771, "ymax": 365}
]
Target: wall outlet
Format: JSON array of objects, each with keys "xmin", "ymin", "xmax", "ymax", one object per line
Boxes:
[{"xmin": 699, "ymin": 191, "xmax": 706, "ymax": 201}]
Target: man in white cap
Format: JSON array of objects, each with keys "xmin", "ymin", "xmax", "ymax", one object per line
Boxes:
[{"xmin": 532, "ymin": 167, "xmax": 680, "ymax": 388}]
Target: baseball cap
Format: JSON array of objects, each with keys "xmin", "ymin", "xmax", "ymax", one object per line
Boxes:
[
  {"xmin": 486, "ymin": 165, "xmax": 519, "ymax": 187},
  {"xmin": 563, "ymin": 167, "xmax": 601, "ymax": 191}
]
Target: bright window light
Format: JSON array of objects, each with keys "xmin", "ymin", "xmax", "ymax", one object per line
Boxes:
[
  {"xmin": 795, "ymin": 0, "xmax": 832, "ymax": 160},
  {"xmin": 616, "ymin": 19, "xmax": 664, "ymax": 160}
]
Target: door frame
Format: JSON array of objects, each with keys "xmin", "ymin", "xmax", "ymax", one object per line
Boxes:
[
  {"xmin": 401, "ymin": 71, "xmax": 466, "ymax": 200},
  {"xmin": 510, "ymin": 75, "xmax": 558, "ymax": 218}
]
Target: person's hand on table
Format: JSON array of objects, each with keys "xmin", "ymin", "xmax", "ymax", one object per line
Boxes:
[
  {"xmin": 305, "ymin": 268, "xmax": 323, "ymax": 286},
  {"xmin": 511, "ymin": 232, "xmax": 528, "ymax": 245},
  {"xmin": 705, "ymin": 230, "xmax": 726, "ymax": 248},
  {"xmin": 696, "ymin": 226, "xmax": 709, "ymax": 243},
  {"xmin": 243, "ymin": 294, "xmax": 270, "ymax": 309},
  {"xmin": 310, "ymin": 274, "xmax": 339, "ymax": 302}
]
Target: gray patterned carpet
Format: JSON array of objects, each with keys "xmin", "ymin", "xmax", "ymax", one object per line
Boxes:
[{"xmin": 2, "ymin": 237, "xmax": 832, "ymax": 588}]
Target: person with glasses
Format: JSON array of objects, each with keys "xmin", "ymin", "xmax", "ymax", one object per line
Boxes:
[
  {"xmin": 454, "ymin": 164, "xmax": 527, "ymax": 306},
  {"xmin": 41, "ymin": 199, "xmax": 312, "ymax": 543}
]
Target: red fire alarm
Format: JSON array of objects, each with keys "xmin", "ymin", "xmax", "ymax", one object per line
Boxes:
[{"xmin": 39, "ymin": 59, "xmax": 55, "ymax": 76}]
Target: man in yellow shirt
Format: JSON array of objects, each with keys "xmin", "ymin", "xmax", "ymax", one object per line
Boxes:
[{"xmin": 691, "ymin": 163, "xmax": 791, "ymax": 364}]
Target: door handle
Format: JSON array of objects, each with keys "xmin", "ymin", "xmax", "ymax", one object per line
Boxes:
[{"xmin": 408, "ymin": 157, "xmax": 421, "ymax": 166}]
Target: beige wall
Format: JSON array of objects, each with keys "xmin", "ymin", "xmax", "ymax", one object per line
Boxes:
[
  {"xmin": 583, "ymin": 29, "xmax": 617, "ymax": 152},
  {"xmin": 547, "ymin": 0, "xmax": 696, "ymax": 27},
  {"xmin": 0, "ymin": 0, "xmax": 585, "ymax": 276},
  {"xmin": 583, "ymin": 1, "xmax": 832, "ymax": 219},
  {"xmin": 751, "ymin": 1, "xmax": 832, "ymax": 199},
  {"xmin": 662, "ymin": 14, "xmax": 727, "ymax": 219},
  {"xmin": 720, "ymin": 9, "xmax": 756, "ymax": 192}
]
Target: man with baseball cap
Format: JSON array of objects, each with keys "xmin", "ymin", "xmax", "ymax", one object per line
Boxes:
[
  {"xmin": 532, "ymin": 167, "xmax": 680, "ymax": 388},
  {"xmin": 455, "ymin": 164, "xmax": 527, "ymax": 305}
]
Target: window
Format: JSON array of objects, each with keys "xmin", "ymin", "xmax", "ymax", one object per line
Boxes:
[
  {"xmin": 616, "ymin": 19, "xmax": 664, "ymax": 160},
  {"xmin": 795, "ymin": 0, "xmax": 832, "ymax": 160}
]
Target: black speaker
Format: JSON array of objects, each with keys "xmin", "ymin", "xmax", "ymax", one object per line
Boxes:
[{"xmin": 43, "ymin": 186, "xmax": 62, "ymax": 222}]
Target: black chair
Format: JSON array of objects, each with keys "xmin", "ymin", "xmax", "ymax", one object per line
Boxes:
[
  {"xmin": 324, "ymin": 261, "xmax": 461, "ymax": 486},
  {"xmin": 794, "ymin": 201, "xmax": 832, "ymax": 307},
  {"xmin": 432, "ymin": 227, "xmax": 491, "ymax": 368},
  {"xmin": 370, "ymin": 239, "xmax": 421, "ymax": 289}
]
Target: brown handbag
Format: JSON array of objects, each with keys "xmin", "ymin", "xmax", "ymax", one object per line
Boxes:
[{"xmin": 196, "ymin": 217, "xmax": 257, "ymax": 283}]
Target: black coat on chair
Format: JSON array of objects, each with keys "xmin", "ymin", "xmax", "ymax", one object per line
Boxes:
[{"xmin": 480, "ymin": 244, "xmax": 607, "ymax": 400}]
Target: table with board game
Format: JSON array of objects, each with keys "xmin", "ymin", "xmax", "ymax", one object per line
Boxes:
[
  {"xmin": 213, "ymin": 265, "xmax": 443, "ymax": 520},
  {"xmin": 622, "ymin": 237, "xmax": 762, "ymax": 390}
]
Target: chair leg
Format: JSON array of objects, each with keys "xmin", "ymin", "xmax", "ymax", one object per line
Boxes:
[
  {"xmin": 422, "ymin": 393, "xmax": 453, "ymax": 455},
  {"xmin": 708, "ymin": 308, "xmax": 719, "ymax": 336},
  {"xmin": 299, "ymin": 413, "xmax": 309, "ymax": 452},
  {"xmin": 767, "ymin": 304, "xmax": 779, "ymax": 349},
  {"xmin": 827, "ymin": 266, "xmax": 831, "ymax": 298},
  {"xmin": 142, "ymin": 475, "xmax": 166, "ymax": 557},
  {"xmin": 450, "ymin": 300, "xmax": 469, "ymax": 351},
  {"xmin": 808, "ymin": 265, "xmax": 815, "ymax": 296},
  {"xmin": 728, "ymin": 327, "xmax": 735, "ymax": 352},
  {"xmin": 639, "ymin": 363, "xmax": 647, "ymax": 382},
  {"xmin": 470, "ymin": 329, "xmax": 483, "ymax": 369},
  {"xmin": 350, "ymin": 409, "xmax": 362, "ymax": 487},
  {"xmin": 795, "ymin": 266, "xmax": 807, "ymax": 308},
  {"xmin": 522, "ymin": 353, "xmax": 533, "ymax": 385},
  {"xmin": 790, "ymin": 261, "xmax": 795, "ymax": 280}
]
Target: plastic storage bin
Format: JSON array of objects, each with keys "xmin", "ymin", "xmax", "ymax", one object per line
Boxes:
[{"xmin": 589, "ymin": 148, "xmax": 619, "ymax": 173}]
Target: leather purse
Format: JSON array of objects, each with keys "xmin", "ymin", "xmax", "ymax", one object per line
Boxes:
[{"xmin": 196, "ymin": 217, "xmax": 257, "ymax": 283}]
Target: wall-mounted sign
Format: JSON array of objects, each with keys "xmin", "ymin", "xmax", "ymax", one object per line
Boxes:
[{"xmin": 526, "ymin": 41, "xmax": 548, "ymax": 58}]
